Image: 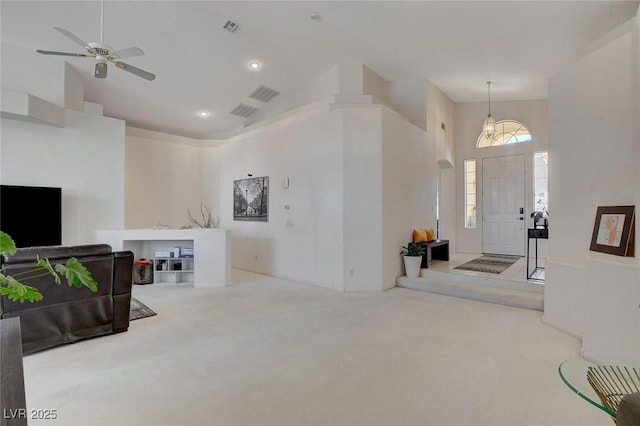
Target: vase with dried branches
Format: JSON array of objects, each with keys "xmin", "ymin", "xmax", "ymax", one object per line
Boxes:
[{"xmin": 187, "ymin": 202, "xmax": 219, "ymax": 229}]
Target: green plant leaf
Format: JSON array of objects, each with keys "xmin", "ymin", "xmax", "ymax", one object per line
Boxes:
[
  {"xmin": 0, "ymin": 272, "xmax": 43, "ymax": 302},
  {"xmin": 37, "ymin": 256, "xmax": 62, "ymax": 285},
  {"xmin": 55, "ymin": 257, "xmax": 98, "ymax": 292},
  {"xmin": 400, "ymin": 242, "xmax": 426, "ymax": 257},
  {"xmin": 0, "ymin": 231, "xmax": 17, "ymax": 256}
]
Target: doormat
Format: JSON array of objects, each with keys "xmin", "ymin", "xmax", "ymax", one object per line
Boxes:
[
  {"xmin": 454, "ymin": 254, "xmax": 520, "ymax": 274},
  {"xmin": 129, "ymin": 297, "xmax": 157, "ymax": 321}
]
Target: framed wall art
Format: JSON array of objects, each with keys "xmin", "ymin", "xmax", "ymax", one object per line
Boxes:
[
  {"xmin": 589, "ymin": 205, "xmax": 635, "ymax": 257},
  {"xmin": 233, "ymin": 176, "xmax": 269, "ymax": 222}
]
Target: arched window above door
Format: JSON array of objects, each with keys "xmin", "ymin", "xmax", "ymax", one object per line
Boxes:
[{"xmin": 477, "ymin": 120, "xmax": 532, "ymax": 148}]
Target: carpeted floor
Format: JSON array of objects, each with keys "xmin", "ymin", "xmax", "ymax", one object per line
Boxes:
[
  {"xmin": 21, "ymin": 270, "xmax": 606, "ymax": 426},
  {"xmin": 454, "ymin": 254, "xmax": 521, "ymax": 274},
  {"xmin": 129, "ymin": 297, "xmax": 157, "ymax": 321}
]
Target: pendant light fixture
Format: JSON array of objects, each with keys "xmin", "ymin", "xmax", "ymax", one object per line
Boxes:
[{"xmin": 482, "ymin": 81, "xmax": 496, "ymax": 139}]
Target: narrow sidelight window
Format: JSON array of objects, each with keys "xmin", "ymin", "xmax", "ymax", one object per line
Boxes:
[
  {"xmin": 464, "ymin": 159, "xmax": 477, "ymax": 229},
  {"xmin": 533, "ymin": 151, "xmax": 548, "ymax": 214}
]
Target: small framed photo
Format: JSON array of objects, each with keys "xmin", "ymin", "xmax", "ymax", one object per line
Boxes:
[{"xmin": 589, "ymin": 205, "xmax": 635, "ymax": 257}]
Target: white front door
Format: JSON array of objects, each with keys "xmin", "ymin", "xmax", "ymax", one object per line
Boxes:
[{"xmin": 482, "ymin": 155, "xmax": 525, "ymax": 256}]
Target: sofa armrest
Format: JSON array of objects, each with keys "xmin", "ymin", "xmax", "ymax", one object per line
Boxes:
[
  {"xmin": 112, "ymin": 251, "xmax": 134, "ymax": 333},
  {"xmin": 113, "ymin": 251, "xmax": 134, "ymax": 295}
]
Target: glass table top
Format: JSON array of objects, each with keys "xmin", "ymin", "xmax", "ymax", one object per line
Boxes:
[{"xmin": 559, "ymin": 356, "xmax": 640, "ymax": 418}]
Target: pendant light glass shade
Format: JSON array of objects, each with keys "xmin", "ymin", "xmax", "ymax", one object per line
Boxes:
[
  {"xmin": 483, "ymin": 114, "xmax": 496, "ymax": 139},
  {"xmin": 483, "ymin": 81, "xmax": 496, "ymax": 139}
]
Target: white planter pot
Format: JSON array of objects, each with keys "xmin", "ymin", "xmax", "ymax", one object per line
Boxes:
[{"xmin": 403, "ymin": 255, "xmax": 422, "ymax": 278}]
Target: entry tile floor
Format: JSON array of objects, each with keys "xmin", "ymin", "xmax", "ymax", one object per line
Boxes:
[{"xmin": 428, "ymin": 252, "xmax": 546, "ymax": 285}]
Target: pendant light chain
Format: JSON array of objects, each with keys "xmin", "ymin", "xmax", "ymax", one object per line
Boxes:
[
  {"xmin": 487, "ymin": 81, "xmax": 491, "ymax": 117},
  {"xmin": 482, "ymin": 81, "xmax": 496, "ymax": 139}
]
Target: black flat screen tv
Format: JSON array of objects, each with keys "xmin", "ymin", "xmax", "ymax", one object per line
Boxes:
[{"xmin": 0, "ymin": 185, "xmax": 62, "ymax": 248}]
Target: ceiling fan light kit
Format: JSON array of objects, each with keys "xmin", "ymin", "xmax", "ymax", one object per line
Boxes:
[{"xmin": 36, "ymin": 1, "xmax": 156, "ymax": 81}]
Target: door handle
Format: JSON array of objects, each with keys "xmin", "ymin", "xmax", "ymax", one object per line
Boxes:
[{"xmin": 517, "ymin": 217, "xmax": 524, "ymax": 220}]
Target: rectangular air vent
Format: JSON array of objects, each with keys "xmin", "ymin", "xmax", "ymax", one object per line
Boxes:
[
  {"xmin": 223, "ymin": 20, "xmax": 239, "ymax": 33},
  {"xmin": 248, "ymin": 85, "xmax": 280, "ymax": 103},
  {"xmin": 229, "ymin": 103, "xmax": 258, "ymax": 118}
]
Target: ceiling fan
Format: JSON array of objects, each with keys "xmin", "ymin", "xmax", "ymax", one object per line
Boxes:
[{"xmin": 36, "ymin": 0, "xmax": 155, "ymax": 81}]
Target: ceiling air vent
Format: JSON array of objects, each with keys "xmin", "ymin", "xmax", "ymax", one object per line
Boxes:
[
  {"xmin": 223, "ymin": 20, "xmax": 239, "ymax": 33},
  {"xmin": 248, "ymin": 85, "xmax": 280, "ymax": 103},
  {"xmin": 229, "ymin": 103, "xmax": 258, "ymax": 118}
]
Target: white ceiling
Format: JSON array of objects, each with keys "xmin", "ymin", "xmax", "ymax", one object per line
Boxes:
[{"xmin": 2, "ymin": 1, "xmax": 638, "ymax": 139}]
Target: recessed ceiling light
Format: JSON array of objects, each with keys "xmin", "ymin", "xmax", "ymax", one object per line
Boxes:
[
  {"xmin": 248, "ymin": 61, "xmax": 261, "ymax": 71},
  {"xmin": 197, "ymin": 110, "xmax": 211, "ymax": 118}
]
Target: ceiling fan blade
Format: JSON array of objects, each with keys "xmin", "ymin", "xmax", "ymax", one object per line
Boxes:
[
  {"xmin": 113, "ymin": 47, "xmax": 144, "ymax": 59},
  {"xmin": 37, "ymin": 49, "xmax": 92, "ymax": 57},
  {"xmin": 53, "ymin": 26, "xmax": 90, "ymax": 50},
  {"xmin": 94, "ymin": 62, "xmax": 107, "ymax": 79},
  {"xmin": 114, "ymin": 61, "xmax": 156, "ymax": 81}
]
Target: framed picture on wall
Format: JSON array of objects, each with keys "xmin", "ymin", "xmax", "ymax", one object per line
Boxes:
[
  {"xmin": 589, "ymin": 205, "xmax": 635, "ymax": 257},
  {"xmin": 233, "ymin": 176, "xmax": 269, "ymax": 222}
]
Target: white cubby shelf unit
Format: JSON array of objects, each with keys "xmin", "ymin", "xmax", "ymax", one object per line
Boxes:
[{"xmin": 152, "ymin": 255, "xmax": 195, "ymax": 284}]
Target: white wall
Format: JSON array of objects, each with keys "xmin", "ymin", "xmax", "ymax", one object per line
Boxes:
[
  {"xmin": 426, "ymin": 82, "xmax": 456, "ymax": 247},
  {"xmin": 427, "ymin": 81, "xmax": 456, "ymax": 168},
  {"xmin": 381, "ymin": 108, "xmax": 433, "ymax": 291},
  {"xmin": 454, "ymin": 100, "xmax": 548, "ymax": 254},
  {"xmin": 124, "ymin": 128, "xmax": 206, "ymax": 229},
  {"xmin": 1, "ymin": 110, "xmax": 125, "ymax": 245},
  {"xmin": 1, "ymin": 43, "xmax": 68, "ymax": 109},
  {"xmin": 210, "ymin": 98, "xmax": 433, "ymax": 292},
  {"xmin": 342, "ymin": 107, "xmax": 383, "ymax": 291},
  {"xmin": 215, "ymin": 107, "xmax": 345, "ymax": 290},
  {"xmin": 387, "ymin": 79, "xmax": 427, "ymax": 131},
  {"xmin": 544, "ymin": 16, "xmax": 639, "ymax": 364},
  {"xmin": 200, "ymin": 146, "xmax": 220, "ymax": 221},
  {"xmin": 363, "ymin": 65, "xmax": 389, "ymax": 102}
]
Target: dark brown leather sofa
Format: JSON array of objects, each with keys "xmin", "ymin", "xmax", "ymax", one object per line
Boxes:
[{"xmin": 1, "ymin": 244, "xmax": 134, "ymax": 354}]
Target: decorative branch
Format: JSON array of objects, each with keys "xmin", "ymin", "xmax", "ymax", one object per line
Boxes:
[{"xmin": 187, "ymin": 202, "xmax": 219, "ymax": 228}]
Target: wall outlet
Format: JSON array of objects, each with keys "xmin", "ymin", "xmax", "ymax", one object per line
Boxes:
[{"xmin": 254, "ymin": 255, "xmax": 258, "ymax": 262}]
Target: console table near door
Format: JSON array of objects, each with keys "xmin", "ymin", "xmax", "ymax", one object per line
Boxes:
[
  {"xmin": 526, "ymin": 228, "xmax": 548, "ymax": 281},
  {"xmin": 95, "ymin": 229, "xmax": 231, "ymax": 287},
  {"xmin": 416, "ymin": 239, "xmax": 450, "ymax": 268}
]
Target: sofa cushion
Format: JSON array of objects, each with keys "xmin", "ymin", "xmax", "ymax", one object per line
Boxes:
[
  {"xmin": 1, "ymin": 254, "xmax": 114, "ymax": 310},
  {"xmin": 1, "ymin": 244, "xmax": 112, "ymax": 264}
]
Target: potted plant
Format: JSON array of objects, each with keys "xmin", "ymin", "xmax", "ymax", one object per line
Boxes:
[
  {"xmin": 0, "ymin": 231, "xmax": 97, "ymax": 302},
  {"xmin": 400, "ymin": 242, "xmax": 426, "ymax": 279},
  {"xmin": 530, "ymin": 205, "xmax": 549, "ymax": 229}
]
